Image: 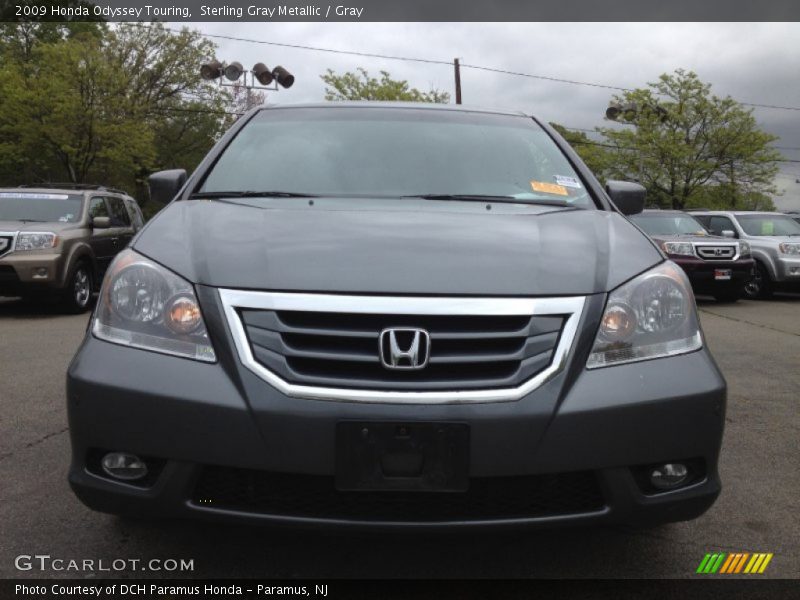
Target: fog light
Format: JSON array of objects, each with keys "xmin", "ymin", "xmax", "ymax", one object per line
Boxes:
[
  {"xmin": 789, "ymin": 267, "xmax": 800, "ymax": 276},
  {"xmin": 32, "ymin": 267, "xmax": 48, "ymax": 279},
  {"xmin": 101, "ymin": 452, "xmax": 148, "ymax": 481},
  {"xmin": 649, "ymin": 463, "xmax": 689, "ymax": 490}
]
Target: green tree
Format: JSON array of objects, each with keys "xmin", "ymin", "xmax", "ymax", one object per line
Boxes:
[
  {"xmin": 549, "ymin": 123, "xmax": 613, "ymax": 180},
  {"xmin": 0, "ymin": 23, "xmax": 230, "ymax": 213},
  {"xmin": 597, "ymin": 69, "xmax": 780, "ymax": 210},
  {"xmin": 321, "ymin": 68, "xmax": 450, "ymax": 103}
]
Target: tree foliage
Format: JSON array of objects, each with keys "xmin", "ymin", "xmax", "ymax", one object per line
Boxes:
[
  {"xmin": 321, "ymin": 68, "xmax": 450, "ymax": 103},
  {"xmin": 0, "ymin": 23, "xmax": 229, "ymax": 211},
  {"xmin": 596, "ymin": 70, "xmax": 780, "ymax": 210}
]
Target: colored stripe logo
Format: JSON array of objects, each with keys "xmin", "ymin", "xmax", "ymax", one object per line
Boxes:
[{"xmin": 697, "ymin": 552, "xmax": 773, "ymax": 574}]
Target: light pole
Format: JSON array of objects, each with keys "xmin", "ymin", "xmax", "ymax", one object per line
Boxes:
[
  {"xmin": 200, "ymin": 60, "xmax": 295, "ymax": 110},
  {"xmin": 605, "ymin": 101, "xmax": 667, "ymax": 184}
]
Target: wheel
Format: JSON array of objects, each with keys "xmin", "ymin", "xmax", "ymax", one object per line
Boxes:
[
  {"xmin": 714, "ymin": 289, "xmax": 740, "ymax": 303},
  {"xmin": 742, "ymin": 262, "xmax": 773, "ymax": 300},
  {"xmin": 62, "ymin": 262, "xmax": 94, "ymax": 313}
]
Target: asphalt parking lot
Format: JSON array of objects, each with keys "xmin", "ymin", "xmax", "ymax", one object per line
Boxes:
[{"xmin": 0, "ymin": 293, "xmax": 798, "ymax": 580}]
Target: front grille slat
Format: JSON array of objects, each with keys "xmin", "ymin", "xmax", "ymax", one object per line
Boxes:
[
  {"xmin": 696, "ymin": 245, "xmax": 736, "ymax": 260},
  {"xmin": 240, "ymin": 309, "xmax": 566, "ymax": 392},
  {"xmin": 193, "ymin": 467, "xmax": 605, "ymax": 522}
]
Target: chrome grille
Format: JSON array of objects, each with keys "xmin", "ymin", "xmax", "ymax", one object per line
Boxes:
[
  {"xmin": 240, "ymin": 309, "xmax": 565, "ymax": 391},
  {"xmin": 219, "ymin": 291, "xmax": 586, "ymax": 404},
  {"xmin": 696, "ymin": 245, "xmax": 736, "ymax": 260}
]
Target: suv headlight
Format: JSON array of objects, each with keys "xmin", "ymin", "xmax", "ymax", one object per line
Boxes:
[
  {"xmin": 587, "ymin": 261, "xmax": 702, "ymax": 369},
  {"xmin": 93, "ymin": 249, "xmax": 216, "ymax": 362},
  {"xmin": 778, "ymin": 242, "xmax": 800, "ymax": 256},
  {"xmin": 738, "ymin": 240, "xmax": 751, "ymax": 256},
  {"xmin": 660, "ymin": 241, "xmax": 694, "ymax": 257},
  {"xmin": 15, "ymin": 232, "xmax": 57, "ymax": 251}
]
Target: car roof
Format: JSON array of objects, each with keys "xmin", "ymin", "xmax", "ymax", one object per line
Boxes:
[
  {"xmin": 0, "ymin": 186, "xmax": 129, "ymax": 198},
  {"xmin": 636, "ymin": 209, "xmax": 692, "ymax": 217},
  {"xmin": 688, "ymin": 210, "xmax": 783, "ymax": 216},
  {"xmin": 256, "ymin": 101, "xmax": 531, "ymax": 118}
]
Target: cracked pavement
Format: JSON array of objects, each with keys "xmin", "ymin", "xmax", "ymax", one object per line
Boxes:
[{"xmin": 0, "ymin": 293, "xmax": 797, "ymax": 579}]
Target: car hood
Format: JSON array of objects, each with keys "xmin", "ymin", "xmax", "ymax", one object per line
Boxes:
[
  {"xmin": 134, "ymin": 198, "xmax": 662, "ymax": 295},
  {"xmin": 0, "ymin": 220, "xmax": 79, "ymax": 232},
  {"xmin": 647, "ymin": 234, "xmax": 732, "ymax": 244}
]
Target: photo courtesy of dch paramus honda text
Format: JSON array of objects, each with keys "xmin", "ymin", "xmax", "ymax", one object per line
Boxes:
[{"xmin": 67, "ymin": 103, "xmax": 726, "ymax": 530}]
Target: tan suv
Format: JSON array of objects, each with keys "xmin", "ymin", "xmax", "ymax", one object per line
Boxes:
[{"xmin": 0, "ymin": 185, "xmax": 144, "ymax": 312}]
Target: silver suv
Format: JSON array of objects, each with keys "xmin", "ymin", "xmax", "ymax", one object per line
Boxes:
[{"xmin": 689, "ymin": 210, "xmax": 800, "ymax": 298}]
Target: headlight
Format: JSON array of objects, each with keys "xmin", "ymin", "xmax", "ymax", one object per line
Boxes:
[
  {"xmin": 738, "ymin": 240, "xmax": 751, "ymax": 256},
  {"xmin": 15, "ymin": 232, "xmax": 57, "ymax": 251},
  {"xmin": 587, "ymin": 261, "xmax": 702, "ymax": 369},
  {"xmin": 660, "ymin": 241, "xmax": 694, "ymax": 257},
  {"xmin": 778, "ymin": 242, "xmax": 800, "ymax": 256},
  {"xmin": 93, "ymin": 249, "xmax": 216, "ymax": 362}
]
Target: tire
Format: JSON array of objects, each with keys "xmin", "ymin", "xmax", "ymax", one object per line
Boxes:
[
  {"xmin": 713, "ymin": 289, "xmax": 740, "ymax": 303},
  {"xmin": 742, "ymin": 262, "xmax": 773, "ymax": 300},
  {"xmin": 62, "ymin": 262, "xmax": 94, "ymax": 313}
]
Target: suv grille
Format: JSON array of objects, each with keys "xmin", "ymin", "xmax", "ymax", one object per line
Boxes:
[
  {"xmin": 192, "ymin": 467, "xmax": 605, "ymax": 522},
  {"xmin": 240, "ymin": 309, "xmax": 565, "ymax": 391},
  {"xmin": 696, "ymin": 245, "xmax": 736, "ymax": 260}
]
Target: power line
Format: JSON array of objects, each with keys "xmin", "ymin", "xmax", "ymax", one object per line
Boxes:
[{"xmin": 119, "ymin": 23, "xmax": 800, "ymax": 115}]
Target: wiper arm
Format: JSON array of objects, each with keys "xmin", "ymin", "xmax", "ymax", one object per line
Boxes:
[
  {"xmin": 403, "ymin": 194, "xmax": 569, "ymax": 207},
  {"xmin": 189, "ymin": 191, "xmax": 318, "ymax": 199}
]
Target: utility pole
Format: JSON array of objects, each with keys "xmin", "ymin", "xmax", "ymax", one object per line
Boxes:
[{"xmin": 454, "ymin": 58, "xmax": 462, "ymax": 104}]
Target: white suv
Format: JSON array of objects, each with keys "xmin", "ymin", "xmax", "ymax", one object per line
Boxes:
[{"xmin": 689, "ymin": 210, "xmax": 800, "ymax": 298}]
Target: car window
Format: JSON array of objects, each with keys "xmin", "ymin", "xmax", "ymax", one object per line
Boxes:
[
  {"xmin": 125, "ymin": 199, "xmax": 145, "ymax": 230},
  {"xmin": 106, "ymin": 197, "xmax": 131, "ymax": 227},
  {"xmin": 631, "ymin": 214, "xmax": 709, "ymax": 236},
  {"xmin": 88, "ymin": 197, "xmax": 110, "ymax": 219},
  {"xmin": 200, "ymin": 107, "xmax": 597, "ymax": 208},
  {"xmin": 736, "ymin": 214, "xmax": 800, "ymax": 236},
  {"xmin": 0, "ymin": 192, "xmax": 83, "ymax": 223},
  {"xmin": 708, "ymin": 216, "xmax": 736, "ymax": 236}
]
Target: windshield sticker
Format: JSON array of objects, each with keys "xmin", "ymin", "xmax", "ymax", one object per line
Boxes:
[
  {"xmin": 554, "ymin": 175, "xmax": 582, "ymax": 189},
  {"xmin": 530, "ymin": 181, "xmax": 568, "ymax": 196},
  {"xmin": 0, "ymin": 192, "xmax": 69, "ymax": 200}
]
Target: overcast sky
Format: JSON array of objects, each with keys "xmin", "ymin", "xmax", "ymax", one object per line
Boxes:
[{"xmin": 186, "ymin": 22, "xmax": 800, "ymax": 210}]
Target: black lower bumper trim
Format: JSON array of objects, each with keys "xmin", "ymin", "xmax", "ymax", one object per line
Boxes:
[{"xmin": 191, "ymin": 467, "xmax": 606, "ymax": 522}]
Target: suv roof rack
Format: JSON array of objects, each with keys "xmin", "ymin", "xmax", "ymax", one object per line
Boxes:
[{"xmin": 17, "ymin": 183, "xmax": 129, "ymax": 196}]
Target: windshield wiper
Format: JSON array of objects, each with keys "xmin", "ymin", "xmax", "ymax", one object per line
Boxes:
[
  {"xmin": 403, "ymin": 194, "xmax": 570, "ymax": 207},
  {"xmin": 189, "ymin": 191, "xmax": 318, "ymax": 199}
]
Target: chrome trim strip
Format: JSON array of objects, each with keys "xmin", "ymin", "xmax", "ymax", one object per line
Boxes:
[{"xmin": 219, "ymin": 289, "xmax": 587, "ymax": 404}]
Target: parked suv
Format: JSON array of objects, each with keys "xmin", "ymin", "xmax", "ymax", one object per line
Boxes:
[
  {"xmin": 629, "ymin": 210, "xmax": 754, "ymax": 302},
  {"xmin": 0, "ymin": 185, "xmax": 144, "ymax": 312},
  {"xmin": 67, "ymin": 104, "xmax": 726, "ymax": 529},
  {"xmin": 689, "ymin": 210, "xmax": 800, "ymax": 298}
]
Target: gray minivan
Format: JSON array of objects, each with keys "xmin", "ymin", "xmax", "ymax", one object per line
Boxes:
[{"xmin": 67, "ymin": 103, "xmax": 726, "ymax": 529}]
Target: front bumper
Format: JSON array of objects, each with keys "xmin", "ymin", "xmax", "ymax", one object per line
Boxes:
[
  {"xmin": 775, "ymin": 256, "xmax": 800, "ymax": 282},
  {"xmin": 67, "ymin": 290, "xmax": 726, "ymax": 530},
  {"xmin": 669, "ymin": 256, "xmax": 754, "ymax": 294},
  {"xmin": 0, "ymin": 253, "xmax": 66, "ymax": 296}
]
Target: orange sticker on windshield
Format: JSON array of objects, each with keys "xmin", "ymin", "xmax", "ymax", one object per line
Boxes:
[{"xmin": 530, "ymin": 181, "xmax": 568, "ymax": 196}]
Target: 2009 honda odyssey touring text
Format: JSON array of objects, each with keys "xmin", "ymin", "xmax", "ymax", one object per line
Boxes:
[{"xmin": 67, "ymin": 103, "xmax": 726, "ymax": 529}]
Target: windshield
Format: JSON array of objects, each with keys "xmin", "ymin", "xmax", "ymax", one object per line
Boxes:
[
  {"xmin": 0, "ymin": 193, "xmax": 83, "ymax": 223},
  {"xmin": 631, "ymin": 214, "xmax": 709, "ymax": 236},
  {"xmin": 199, "ymin": 107, "xmax": 595, "ymax": 208},
  {"xmin": 736, "ymin": 214, "xmax": 800, "ymax": 236}
]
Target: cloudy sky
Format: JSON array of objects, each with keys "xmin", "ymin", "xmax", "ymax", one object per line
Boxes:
[{"xmin": 187, "ymin": 22, "xmax": 800, "ymax": 210}]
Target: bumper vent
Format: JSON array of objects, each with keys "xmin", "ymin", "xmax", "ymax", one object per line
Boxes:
[
  {"xmin": 696, "ymin": 245, "xmax": 736, "ymax": 260},
  {"xmin": 192, "ymin": 467, "xmax": 605, "ymax": 522},
  {"xmin": 240, "ymin": 309, "xmax": 565, "ymax": 391}
]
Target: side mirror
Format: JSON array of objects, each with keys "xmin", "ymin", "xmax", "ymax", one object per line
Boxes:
[
  {"xmin": 721, "ymin": 230, "xmax": 736, "ymax": 238},
  {"xmin": 605, "ymin": 180, "xmax": 646, "ymax": 216},
  {"xmin": 148, "ymin": 169, "xmax": 187, "ymax": 206},
  {"xmin": 92, "ymin": 216, "xmax": 110, "ymax": 229}
]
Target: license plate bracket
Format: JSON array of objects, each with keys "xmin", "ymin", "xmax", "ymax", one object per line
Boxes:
[
  {"xmin": 715, "ymin": 269, "xmax": 732, "ymax": 281},
  {"xmin": 335, "ymin": 422, "xmax": 469, "ymax": 492}
]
